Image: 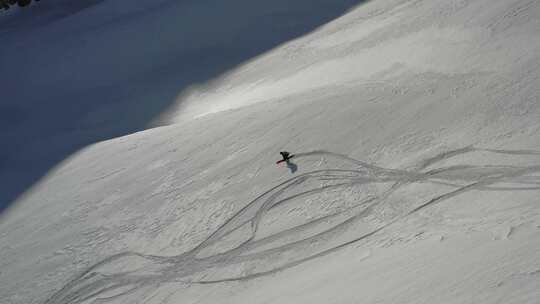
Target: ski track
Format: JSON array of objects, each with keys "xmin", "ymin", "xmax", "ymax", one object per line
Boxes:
[{"xmin": 44, "ymin": 147, "xmax": 540, "ymax": 304}]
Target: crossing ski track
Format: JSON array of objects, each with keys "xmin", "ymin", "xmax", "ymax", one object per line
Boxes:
[{"xmin": 44, "ymin": 147, "xmax": 540, "ymax": 304}]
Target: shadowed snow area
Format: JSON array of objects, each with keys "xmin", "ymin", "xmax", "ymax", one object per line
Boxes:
[
  {"xmin": 0, "ymin": 0, "xmax": 365, "ymax": 212},
  {"xmin": 1, "ymin": 0, "xmax": 540, "ymax": 304}
]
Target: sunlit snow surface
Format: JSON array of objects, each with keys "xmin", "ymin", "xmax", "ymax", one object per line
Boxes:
[{"xmin": 1, "ymin": 0, "xmax": 540, "ymax": 304}]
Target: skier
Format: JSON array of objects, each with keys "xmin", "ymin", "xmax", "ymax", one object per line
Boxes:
[
  {"xmin": 276, "ymin": 151, "xmax": 294, "ymax": 164},
  {"xmin": 277, "ymin": 151, "xmax": 297, "ymax": 173}
]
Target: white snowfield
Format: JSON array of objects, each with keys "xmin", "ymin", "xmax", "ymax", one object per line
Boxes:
[{"xmin": 1, "ymin": 0, "xmax": 540, "ymax": 303}]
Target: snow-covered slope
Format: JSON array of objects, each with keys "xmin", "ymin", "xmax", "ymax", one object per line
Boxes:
[
  {"xmin": 0, "ymin": 0, "xmax": 361, "ymax": 211},
  {"xmin": 1, "ymin": 0, "xmax": 540, "ymax": 304}
]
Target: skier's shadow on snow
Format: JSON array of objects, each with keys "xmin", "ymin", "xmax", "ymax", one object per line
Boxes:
[{"xmin": 285, "ymin": 160, "xmax": 298, "ymax": 173}]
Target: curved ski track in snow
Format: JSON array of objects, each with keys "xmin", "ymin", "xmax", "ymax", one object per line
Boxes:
[{"xmin": 44, "ymin": 147, "xmax": 540, "ymax": 304}]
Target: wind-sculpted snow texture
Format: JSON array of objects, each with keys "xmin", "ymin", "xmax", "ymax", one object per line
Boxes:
[{"xmin": 45, "ymin": 147, "xmax": 540, "ymax": 304}]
